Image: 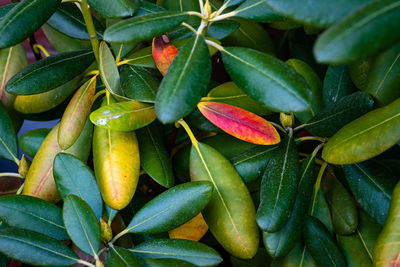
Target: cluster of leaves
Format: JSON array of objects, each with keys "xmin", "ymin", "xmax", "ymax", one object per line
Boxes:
[{"xmin": 0, "ymin": 0, "xmax": 399, "ymax": 266}]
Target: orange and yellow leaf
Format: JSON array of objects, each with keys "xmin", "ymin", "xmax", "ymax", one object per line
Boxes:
[{"xmin": 152, "ymin": 34, "xmax": 179, "ymax": 76}]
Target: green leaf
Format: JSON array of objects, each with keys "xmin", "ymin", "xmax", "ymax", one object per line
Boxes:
[
  {"xmin": 322, "ymin": 97, "xmax": 400, "ymax": 164},
  {"xmin": 264, "ymin": 0, "xmax": 376, "ymax": 28},
  {"xmin": 312, "ymin": 190, "xmax": 334, "ymax": 233},
  {"xmin": 47, "ymin": 3, "xmax": 104, "ymax": 40},
  {"xmin": 221, "ymin": 47, "xmax": 312, "ymax": 112},
  {"xmin": 160, "ymin": 0, "xmax": 200, "ymax": 12},
  {"xmin": 125, "ymin": 181, "xmax": 212, "ymax": 234},
  {"xmin": 106, "ymin": 246, "xmax": 144, "ymax": 267},
  {"xmin": 263, "ymin": 155, "xmax": 316, "ymax": 258},
  {"xmin": 234, "ymin": 0, "xmax": 283, "ymax": 22},
  {"xmin": 106, "ymin": 205, "xmax": 118, "ymax": 223},
  {"xmin": 63, "ymin": 195, "xmax": 100, "ymax": 256},
  {"xmin": 304, "ymin": 92, "xmax": 374, "ymax": 137},
  {"xmin": 257, "ymin": 134, "xmax": 299, "ymax": 232},
  {"xmin": 323, "ymin": 65, "xmax": 356, "ymax": 107},
  {"xmin": 231, "ymin": 248, "xmax": 271, "ymax": 267},
  {"xmin": 364, "ymin": 42, "xmax": 400, "ymax": 106},
  {"xmin": 90, "ymin": 100, "xmax": 156, "ymax": 131},
  {"xmin": 349, "ymin": 58, "xmax": 371, "ymax": 91},
  {"xmin": 135, "ymin": 1, "xmax": 166, "ymax": 16},
  {"xmin": 0, "ymin": 195, "xmax": 68, "ymax": 240},
  {"xmin": 125, "ymin": 46, "xmax": 157, "ymax": 68},
  {"xmin": 314, "ymin": 0, "xmax": 400, "ymax": 63},
  {"xmin": 136, "ymin": 122, "xmax": 174, "ymax": 188},
  {"xmin": 104, "ymin": 12, "xmax": 188, "ymax": 43},
  {"xmin": 0, "ymin": 0, "xmax": 61, "ymax": 48},
  {"xmin": 129, "ymin": 239, "xmax": 222, "ymax": 266},
  {"xmin": 0, "ymin": 4, "xmax": 16, "ymax": 19},
  {"xmin": 0, "ymin": 228, "xmax": 77, "ymax": 266},
  {"xmin": 143, "ymin": 258, "xmax": 195, "ymax": 266},
  {"xmin": 342, "ymin": 161, "xmax": 395, "ymax": 226},
  {"xmin": 120, "ymin": 65, "xmax": 159, "ymax": 103},
  {"xmin": 53, "ymin": 153, "xmax": 103, "ymax": 220},
  {"xmin": 326, "ymin": 180, "xmax": 358, "ymax": 235},
  {"xmin": 0, "ymin": 103, "xmax": 17, "ymax": 162},
  {"xmin": 337, "ymin": 233, "xmax": 372, "ymax": 267},
  {"xmin": 155, "ymin": 34, "xmax": 211, "ymax": 123},
  {"xmin": 99, "ymin": 41, "xmax": 124, "ymax": 99},
  {"xmin": 6, "ymin": 50, "xmax": 94, "ymax": 95},
  {"xmin": 190, "ymin": 142, "xmax": 259, "ymax": 259},
  {"xmin": 304, "ymin": 216, "xmax": 346, "ymax": 267},
  {"xmin": 358, "ymin": 210, "xmax": 382, "ymax": 258},
  {"xmin": 42, "ymin": 24, "xmax": 91, "ymax": 53},
  {"xmin": 207, "ymin": 20, "xmax": 240, "ymax": 40},
  {"xmin": 271, "ymin": 241, "xmax": 316, "ymax": 267},
  {"xmin": 88, "ymin": 0, "xmax": 139, "ymax": 18}
]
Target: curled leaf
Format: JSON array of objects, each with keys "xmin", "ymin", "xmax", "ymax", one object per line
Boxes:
[{"xmin": 152, "ymin": 34, "xmax": 179, "ymax": 76}]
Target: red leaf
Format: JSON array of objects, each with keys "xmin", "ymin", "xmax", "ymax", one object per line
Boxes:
[
  {"xmin": 152, "ymin": 34, "xmax": 179, "ymax": 76},
  {"xmin": 198, "ymin": 101, "xmax": 280, "ymax": 145}
]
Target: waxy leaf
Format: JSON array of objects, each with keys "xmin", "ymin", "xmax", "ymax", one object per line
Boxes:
[
  {"xmin": 257, "ymin": 134, "xmax": 299, "ymax": 232},
  {"xmin": 129, "ymin": 239, "xmax": 222, "ymax": 267},
  {"xmin": 152, "ymin": 35, "xmax": 179, "ymax": 76},
  {"xmin": 322, "ymin": 97, "xmax": 400, "ymax": 164},
  {"xmin": 0, "ymin": 103, "xmax": 17, "ymax": 162},
  {"xmin": 0, "ymin": 4, "xmax": 16, "ymax": 18},
  {"xmin": 364, "ymin": 42, "xmax": 400, "ymax": 106},
  {"xmin": 234, "ymin": 0, "xmax": 283, "ymax": 22},
  {"xmin": 190, "ymin": 142, "xmax": 259, "ymax": 259},
  {"xmin": 323, "ymin": 65, "xmax": 356, "ymax": 107},
  {"xmin": 168, "ymin": 213, "xmax": 208, "ymax": 241},
  {"xmin": 271, "ymin": 241, "xmax": 316, "ymax": 267},
  {"xmin": 135, "ymin": 1, "xmax": 166, "ymax": 16},
  {"xmin": 221, "ymin": 47, "xmax": 312, "ymax": 112},
  {"xmin": 304, "ymin": 92, "xmax": 374, "ymax": 137},
  {"xmin": 349, "ymin": 59, "xmax": 371, "ymax": 91},
  {"xmin": 136, "ymin": 122, "xmax": 174, "ymax": 188},
  {"xmin": 304, "ymin": 216, "xmax": 346, "ymax": 267},
  {"xmin": 106, "ymin": 246, "xmax": 143, "ymax": 266},
  {"xmin": 0, "ymin": 228, "xmax": 78, "ymax": 266},
  {"xmin": 59, "ymin": 77, "xmax": 96, "ymax": 150},
  {"xmin": 42, "ymin": 24, "xmax": 92, "ymax": 53},
  {"xmin": 53, "ymin": 153, "xmax": 103, "ymax": 220},
  {"xmin": 156, "ymin": 34, "xmax": 211, "ymax": 123},
  {"xmin": 125, "ymin": 181, "xmax": 212, "ymax": 234},
  {"xmin": 0, "ymin": 195, "xmax": 68, "ymax": 240},
  {"xmin": 337, "ymin": 233, "xmax": 372, "ymax": 267},
  {"xmin": 99, "ymin": 41, "xmax": 124, "ymax": 99},
  {"xmin": 90, "ymin": 100, "xmax": 156, "ymax": 131},
  {"xmin": 198, "ymin": 101, "xmax": 280, "ymax": 145},
  {"xmin": 104, "ymin": 12, "xmax": 188, "ymax": 43},
  {"xmin": 19, "ymin": 128, "xmax": 50, "ymax": 158},
  {"xmin": 314, "ymin": 0, "xmax": 400, "ymax": 63},
  {"xmin": 343, "ymin": 161, "xmax": 395, "ymax": 226},
  {"xmin": 6, "ymin": 50, "xmax": 94, "ymax": 95},
  {"xmin": 358, "ymin": 210, "xmax": 382, "ymax": 259},
  {"xmin": 63, "ymin": 195, "xmax": 100, "ymax": 256},
  {"xmin": 0, "ymin": 0, "xmax": 61, "ymax": 48},
  {"xmin": 88, "ymin": 0, "xmax": 139, "ymax": 18}
]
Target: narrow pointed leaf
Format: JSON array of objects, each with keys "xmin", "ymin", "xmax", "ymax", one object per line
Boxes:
[
  {"xmin": 104, "ymin": 12, "xmax": 188, "ymax": 43},
  {"xmin": 156, "ymin": 34, "xmax": 211, "ymax": 123},
  {"xmin": 0, "ymin": 195, "xmax": 68, "ymax": 240},
  {"xmin": 234, "ymin": 0, "xmax": 283, "ymax": 22},
  {"xmin": 106, "ymin": 246, "xmax": 144, "ymax": 267},
  {"xmin": 221, "ymin": 47, "xmax": 312, "ymax": 112},
  {"xmin": 6, "ymin": 50, "xmax": 94, "ymax": 95},
  {"xmin": 190, "ymin": 142, "xmax": 259, "ymax": 259},
  {"xmin": 152, "ymin": 35, "xmax": 179, "ymax": 76},
  {"xmin": 0, "ymin": 103, "xmax": 17, "ymax": 162},
  {"xmin": 88, "ymin": 0, "xmax": 139, "ymax": 18},
  {"xmin": 198, "ymin": 101, "xmax": 280, "ymax": 145},
  {"xmin": 129, "ymin": 239, "xmax": 222, "ymax": 267},
  {"xmin": 314, "ymin": 0, "xmax": 400, "ymax": 63},
  {"xmin": 0, "ymin": 228, "xmax": 78, "ymax": 266},
  {"xmin": 0, "ymin": 0, "xmax": 61, "ymax": 48},
  {"xmin": 125, "ymin": 181, "xmax": 212, "ymax": 234},
  {"xmin": 99, "ymin": 41, "xmax": 124, "ymax": 99},
  {"xmin": 322, "ymin": 97, "xmax": 400, "ymax": 164},
  {"xmin": 257, "ymin": 134, "xmax": 299, "ymax": 232},
  {"xmin": 53, "ymin": 153, "xmax": 103, "ymax": 220},
  {"xmin": 90, "ymin": 100, "xmax": 156, "ymax": 131},
  {"xmin": 323, "ymin": 65, "xmax": 356, "ymax": 107},
  {"xmin": 63, "ymin": 195, "xmax": 100, "ymax": 256},
  {"xmin": 19, "ymin": 128, "xmax": 50, "ymax": 158}
]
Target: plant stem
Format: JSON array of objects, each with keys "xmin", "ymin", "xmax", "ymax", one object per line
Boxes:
[
  {"xmin": 177, "ymin": 119, "xmax": 199, "ymax": 147},
  {"xmin": 76, "ymin": 259, "xmax": 97, "ymax": 267},
  {"xmin": 210, "ymin": 10, "xmax": 236, "ymax": 21},
  {"xmin": 33, "ymin": 44, "xmax": 50, "ymax": 57},
  {"xmin": 296, "ymin": 136, "xmax": 328, "ymax": 143},
  {"xmin": 181, "ymin": 22, "xmax": 197, "ymax": 34},
  {"xmin": 269, "ymin": 121, "xmax": 286, "ymax": 133},
  {"xmin": 109, "ymin": 229, "xmax": 129, "ymax": 245},
  {"xmin": 187, "ymin": 11, "xmax": 205, "ymax": 19},
  {"xmin": 79, "ymin": 0, "xmax": 100, "ymax": 63},
  {"xmin": 0, "ymin": 173, "xmax": 23, "ymax": 179}
]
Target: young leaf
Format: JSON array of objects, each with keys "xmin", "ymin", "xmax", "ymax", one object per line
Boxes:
[
  {"xmin": 6, "ymin": 50, "xmax": 94, "ymax": 95},
  {"xmin": 0, "ymin": 195, "xmax": 68, "ymax": 240},
  {"xmin": 63, "ymin": 195, "xmax": 100, "ymax": 256},
  {"xmin": 104, "ymin": 12, "xmax": 188, "ymax": 43},
  {"xmin": 314, "ymin": 0, "xmax": 400, "ymax": 63},
  {"xmin": 155, "ymin": 34, "xmax": 211, "ymax": 123},
  {"xmin": 106, "ymin": 246, "xmax": 144, "ymax": 266},
  {"xmin": 19, "ymin": 128, "xmax": 50, "ymax": 158},
  {"xmin": 0, "ymin": 103, "xmax": 17, "ymax": 162},
  {"xmin": 322, "ymin": 97, "xmax": 400, "ymax": 164},
  {"xmin": 221, "ymin": 47, "xmax": 312, "ymax": 112},
  {"xmin": 136, "ymin": 122, "xmax": 174, "ymax": 188},
  {"xmin": 88, "ymin": 0, "xmax": 139, "ymax": 18},
  {"xmin": 0, "ymin": 228, "xmax": 78, "ymax": 266},
  {"xmin": 152, "ymin": 35, "xmax": 179, "ymax": 76},
  {"xmin": 99, "ymin": 41, "xmax": 124, "ymax": 99},
  {"xmin": 125, "ymin": 181, "xmax": 212, "ymax": 234},
  {"xmin": 323, "ymin": 65, "xmax": 356, "ymax": 107},
  {"xmin": 234, "ymin": 0, "xmax": 283, "ymax": 22},
  {"xmin": 90, "ymin": 100, "xmax": 156, "ymax": 131},
  {"xmin": 190, "ymin": 142, "xmax": 259, "ymax": 259},
  {"xmin": 257, "ymin": 134, "xmax": 299, "ymax": 232},
  {"xmin": 129, "ymin": 239, "xmax": 222, "ymax": 267},
  {"xmin": 0, "ymin": 0, "xmax": 61, "ymax": 48},
  {"xmin": 198, "ymin": 101, "xmax": 280, "ymax": 145},
  {"xmin": 53, "ymin": 153, "xmax": 103, "ymax": 220}
]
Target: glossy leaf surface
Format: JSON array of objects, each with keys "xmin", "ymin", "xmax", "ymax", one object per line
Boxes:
[
  {"xmin": 152, "ymin": 35, "xmax": 179, "ymax": 76},
  {"xmin": 337, "ymin": 233, "xmax": 372, "ymax": 267},
  {"xmin": 19, "ymin": 128, "xmax": 50, "ymax": 158},
  {"xmin": 106, "ymin": 246, "xmax": 143, "ymax": 266},
  {"xmin": 323, "ymin": 65, "xmax": 356, "ymax": 107},
  {"xmin": 234, "ymin": 0, "xmax": 283, "ymax": 22},
  {"xmin": 168, "ymin": 213, "xmax": 208, "ymax": 241},
  {"xmin": 0, "ymin": 103, "xmax": 17, "ymax": 162},
  {"xmin": 88, "ymin": 0, "xmax": 139, "ymax": 18},
  {"xmin": 99, "ymin": 41, "xmax": 124, "ymax": 99}
]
